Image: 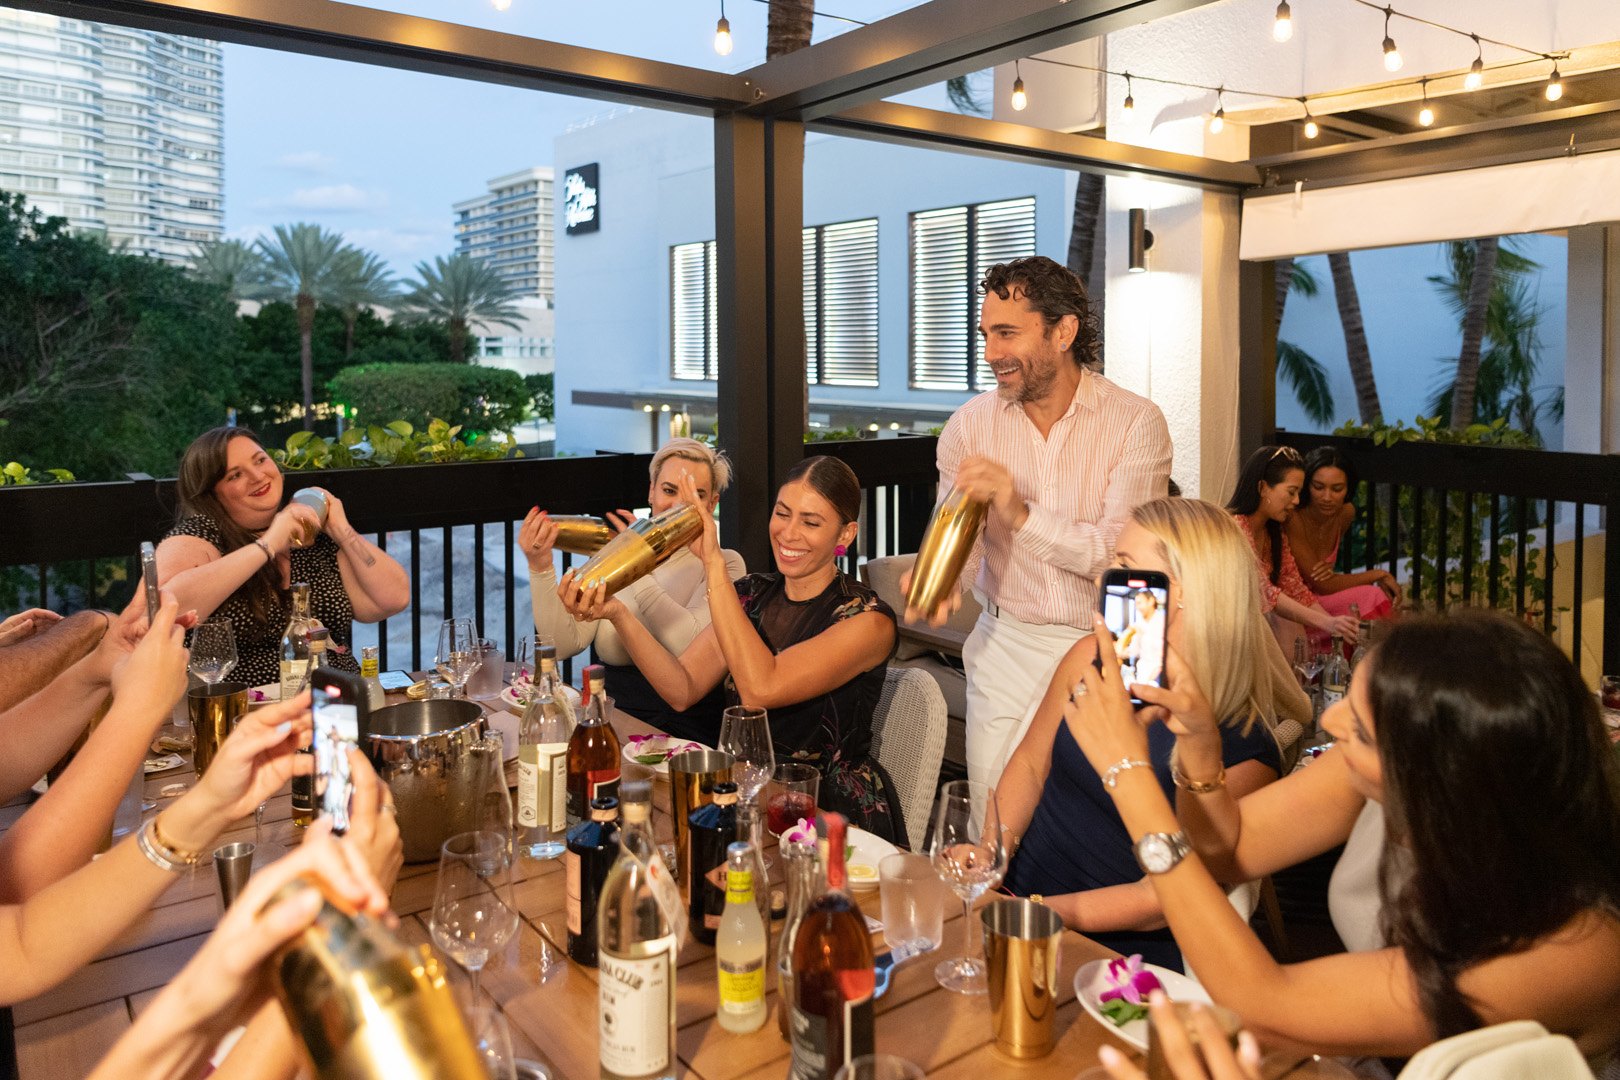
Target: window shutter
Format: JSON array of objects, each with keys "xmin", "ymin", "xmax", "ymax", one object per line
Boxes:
[
  {"xmin": 909, "ymin": 205, "xmax": 970, "ymax": 390},
  {"xmin": 972, "ymin": 197, "xmax": 1037, "ymax": 386},
  {"xmin": 671, "ymin": 240, "xmax": 711, "ymax": 380},
  {"xmin": 705, "ymin": 240, "xmax": 717, "ymax": 380},
  {"xmin": 803, "ymin": 226, "xmax": 818, "ymax": 384},
  {"xmin": 817, "ymin": 218, "xmax": 878, "ymax": 386}
]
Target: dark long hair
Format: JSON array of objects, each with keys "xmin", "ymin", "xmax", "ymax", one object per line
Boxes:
[
  {"xmin": 783, "ymin": 455, "xmax": 861, "ymax": 558},
  {"xmin": 1301, "ymin": 445, "xmax": 1359, "ymax": 511},
  {"xmin": 176, "ymin": 426, "xmax": 282, "ymax": 623},
  {"xmin": 1224, "ymin": 445, "xmax": 1304, "ymax": 584},
  {"xmin": 1368, "ymin": 611, "xmax": 1620, "ymax": 1037}
]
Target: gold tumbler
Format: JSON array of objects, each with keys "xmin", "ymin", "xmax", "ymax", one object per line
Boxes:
[
  {"xmin": 981, "ymin": 898, "xmax": 1064, "ymax": 1059},
  {"xmin": 550, "ymin": 515, "xmax": 614, "ymax": 555},
  {"xmin": 906, "ymin": 487, "xmax": 987, "ymax": 618},
  {"xmin": 668, "ymin": 748, "xmax": 734, "ymax": 904},
  {"xmin": 572, "ymin": 503, "xmax": 704, "ymax": 598},
  {"xmin": 271, "ymin": 880, "xmax": 487, "ymax": 1080},
  {"xmin": 188, "ymin": 681, "xmax": 250, "ymax": 778}
]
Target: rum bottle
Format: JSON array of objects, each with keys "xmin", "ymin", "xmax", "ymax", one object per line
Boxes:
[
  {"xmin": 598, "ymin": 781, "xmax": 677, "ymax": 1080},
  {"xmin": 789, "ymin": 813, "xmax": 874, "ymax": 1080},
  {"xmin": 565, "ymin": 664, "xmax": 620, "ymax": 827},
  {"xmin": 565, "ymin": 795, "xmax": 619, "ymax": 967},
  {"xmin": 686, "ymin": 781, "xmax": 740, "ymax": 946}
]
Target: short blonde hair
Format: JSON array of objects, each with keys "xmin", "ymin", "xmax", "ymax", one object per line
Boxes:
[
  {"xmin": 649, "ymin": 437, "xmax": 732, "ymax": 496},
  {"xmin": 1129, "ymin": 497, "xmax": 1311, "ymax": 735}
]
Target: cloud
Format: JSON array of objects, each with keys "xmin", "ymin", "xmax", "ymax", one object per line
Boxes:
[
  {"xmin": 251, "ymin": 183, "xmax": 388, "ymax": 214},
  {"xmin": 274, "ymin": 150, "xmax": 335, "ymax": 173}
]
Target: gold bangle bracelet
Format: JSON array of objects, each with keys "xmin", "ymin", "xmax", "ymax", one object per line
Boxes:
[{"xmin": 1170, "ymin": 762, "xmax": 1226, "ymax": 794}]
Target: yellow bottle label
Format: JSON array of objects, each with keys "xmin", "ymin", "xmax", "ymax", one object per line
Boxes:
[
  {"xmin": 726, "ymin": 868, "xmax": 754, "ymax": 905},
  {"xmin": 360, "ymin": 656, "xmax": 379, "ymax": 678},
  {"xmin": 718, "ymin": 956, "xmax": 765, "ymax": 1012}
]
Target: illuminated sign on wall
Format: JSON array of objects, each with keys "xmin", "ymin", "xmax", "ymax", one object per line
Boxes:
[{"xmin": 564, "ymin": 164, "xmax": 600, "ymax": 235}]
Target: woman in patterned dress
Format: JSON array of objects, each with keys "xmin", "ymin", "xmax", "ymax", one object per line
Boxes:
[
  {"xmin": 156, "ymin": 427, "xmax": 410, "ymax": 687},
  {"xmin": 560, "ymin": 455, "xmax": 904, "ymax": 844}
]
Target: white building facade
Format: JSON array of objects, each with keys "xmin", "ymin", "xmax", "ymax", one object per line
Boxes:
[
  {"xmin": 453, "ymin": 165, "xmax": 554, "ymax": 302},
  {"xmin": 0, "ymin": 9, "xmax": 222, "ymax": 262}
]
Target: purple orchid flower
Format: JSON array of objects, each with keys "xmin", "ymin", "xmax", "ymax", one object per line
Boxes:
[
  {"xmin": 782, "ymin": 818, "xmax": 817, "ymax": 846},
  {"xmin": 1097, "ymin": 954, "xmax": 1163, "ymax": 1006}
]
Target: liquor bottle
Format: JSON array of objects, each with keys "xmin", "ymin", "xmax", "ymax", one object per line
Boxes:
[
  {"xmin": 278, "ymin": 582, "xmax": 316, "ymax": 700},
  {"xmin": 535, "ymin": 644, "xmax": 576, "ymax": 731},
  {"xmin": 789, "ymin": 813, "xmax": 874, "ymax": 1080},
  {"xmin": 598, "ymin": 781, "xmax": 678, "ymax": 1080},
  {"xmin": 686, "ymin": 781, "xmax": 740, "ymax": 946},
  {"xmin": 289, "ymin": 619, "xmax": 329, "ymax": 830},
  {"xmin": 734, "ymin": 800, "xmax": 772, "ymax": 930},
  {"xmin": 360, "ymin": 644, "xmax": 387, "ymax": 712},
  {"xmin": 565, "ymin": 796, "xmax": 620, "ymax": 967},
  {"xmin": 566, "ymin": 664, "xmax": 620, "ymax": 827},
  {"xmin": 517, "ymin": 659, "xmax": 570, "ymax": 861},
  {"xmin": 1320, "ymin": 635, "xmax": 1350, "ymax": 713},
  {"xmin": 776, "ymin": 839, "xmax": 821, "ymax": 1041},
  {"xmin": 716, "ymin": 840, "xmax": 767, "ymax": 1034},
  {"xmin": 1348, "ymin": 623, "xmax": 1370, "ymax": 674}
]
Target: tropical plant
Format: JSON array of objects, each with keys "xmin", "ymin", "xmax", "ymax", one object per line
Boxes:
[
  {"xmin": 328, "ymin": 247, "xmax": 397, "ymax": 360},
  {"xmin": 1274, "ymin": 258, "xmax": 1335, "ymax": 427},
  {"xmin": 255, "ymin": 223, "xmax": 350, "ymax": 429},
  {"xmin": 524, "ymin": 372, "xmax": 555, "ymax": 423},
  {"xmin": 189, "ymin": 239, "xmax": 268, "ymax": 301},
  {"xmin": 1067, "ymin": 172, "xmax": 1106, "ymax": 299},
  {"xmin": 396, "ymin": 254, "xmax": 523, "ymax": 364},
  {"xmin": 946, "ymin": 73, "xmax": 989, "ymax": 117},
  {"xmin": 1449, "ymin": 236, "xmax": 1500, "ymax": 428},
  {"xmin": 1327, "ymin": 251, "xmax": 1383, "ymax": 424},
  {"xmin": 272, "ymin": 419, "xmax": 519, "ymax": 470},
  {"xmin": 328, "ymin": 362, "xmax": 531, "ymax": 434},
  {"xmin": 0, "ymin": 461, "xmax": 74, "ymax": 485}
]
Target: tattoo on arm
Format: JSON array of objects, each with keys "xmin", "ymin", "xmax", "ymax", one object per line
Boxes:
[{"xmin": 338, "ymin": 531, "xmax": 378, "ymax": 568}]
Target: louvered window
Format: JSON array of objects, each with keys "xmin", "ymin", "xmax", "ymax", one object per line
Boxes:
[
  {"xmin": 670, "ymin": 240, "xmax": 715, "ymax": 380},
  {"xmin": 909, "ymin": 196, "xmax": 1037, "ymax": 391},
  {"xmin": 804, "ymin": 218, "xmax": 878, "ymax": 386}
]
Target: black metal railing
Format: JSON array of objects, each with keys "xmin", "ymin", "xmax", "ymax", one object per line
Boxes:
[
  {"xmin": 0, "ymin": 437, "xmax": 942, "ymax": 677},
  {"xmin": 1277, "ymin": 432, "xmax": 1620, "ymax": 676}
]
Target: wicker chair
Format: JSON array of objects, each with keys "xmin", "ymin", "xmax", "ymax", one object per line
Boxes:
[{"xmin": 870, "ymin": 666, "xmax": 949, "ymax": 852}]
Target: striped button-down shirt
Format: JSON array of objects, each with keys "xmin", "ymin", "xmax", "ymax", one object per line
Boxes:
[{"xmin": 937, "ymin": 369, "xmax": 1173, "ymax": 627}]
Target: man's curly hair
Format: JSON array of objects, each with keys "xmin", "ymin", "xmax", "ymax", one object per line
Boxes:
[{"xmin": 979, "ymin": 256, "xmax": 1102, "ymax": 369}]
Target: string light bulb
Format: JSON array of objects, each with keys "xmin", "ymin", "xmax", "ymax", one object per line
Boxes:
[
  {"xmin": 1418, "ymin": 79, "xmax": 1434, "ymax": 126},
  {"xmin": 1300, "ymin": 98, "xmax": 1319, "ymax": 139},
  {"xmin": 1209, "ymin": 88, "xmax": 1226, "ymax": 134},
  {"xmin": 1382, "ymin": 8, "xmax": 1402, "ymax": 72},
  {"xmin": 1272, "ymin": 1, "xmax": 1293, "ymax": 43},
  {"xmin": 1545, "ymin": 64, "xmax": 1563, "ymax": 101},
  {"xmin": 1465, "ymin": 34, "xmax": 1484, "ymax": 90},
  {"xmin": 1122, "ymin": 73, "xmax": 1135, "ymax": 114},
  {"xmin": 713, "ymin": 3, "xmax": 733, "ymax": 56},
  {"xmin": 1011, "ymin": 61, "xmax": 1028, "ymax": 111}
]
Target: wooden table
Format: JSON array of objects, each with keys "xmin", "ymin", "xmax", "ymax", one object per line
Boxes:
[{"xmin": 5, "ymin": 695, "xmax": 1133, "ymax": 1080}]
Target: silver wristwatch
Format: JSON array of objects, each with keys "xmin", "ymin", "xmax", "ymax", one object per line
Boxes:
[{"xmin": 1134, "ymin": 830, "xmax": 1193, "ymax": 875}]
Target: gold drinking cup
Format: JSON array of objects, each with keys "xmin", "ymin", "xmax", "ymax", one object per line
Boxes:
[
  {"xmin": 188, "ymin": 680, "xmax": 250, "ymax": 778},
  {"xmin": 906, "ymin": 487, "xmax": 988, "ymax": 619},
  {"xmin": 572, "ymin": 503, "xmax": 704, "ymax": 598},
  {"xmin": 550, "ymin": 515, "xmax": 614, "ymax": 555},
  {"xmin": 668, "ymin": 748, "xmax": 734, "ymax": 904},
  {"xmin": 981, "ymin": 898, "xmax": 1064, "ymax": 1059}
]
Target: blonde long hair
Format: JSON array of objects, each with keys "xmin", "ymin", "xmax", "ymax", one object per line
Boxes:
[{"xmin": 1129, "ymin": 497, "xmax": 1312, "ymax": 736}]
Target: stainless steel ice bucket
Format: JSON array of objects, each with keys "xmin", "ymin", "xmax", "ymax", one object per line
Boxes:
[{"xmin": 364, "ymin": 699, "xmax": 487, "ymax": 863}]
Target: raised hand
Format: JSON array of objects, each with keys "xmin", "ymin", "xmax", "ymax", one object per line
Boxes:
[
  {"xmin": 190, "ymin": 689, "xmax": 313, "ymax": 824},
  {"xmin": 952, "ymin": 456, "xmax": 1029, "ymax": 531},
  {"xmin": 557, "ymin": 570, "xmax": 626, "ymax": 626},
  {"xmin": 675, "ymin": 468, "xmax": 721, "ymax": 567},
  {"xmin": 518, "ymin": 507, "xmax": 561, "ymax": 572},
  {"xmin": 107, "ymin": 594, "xmax": 189, "ymax": 717}
]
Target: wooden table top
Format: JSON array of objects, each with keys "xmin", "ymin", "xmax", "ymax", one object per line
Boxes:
[{"xmin": 6, "ymin": 689, "xmax": 1137, "ymax": 1080}]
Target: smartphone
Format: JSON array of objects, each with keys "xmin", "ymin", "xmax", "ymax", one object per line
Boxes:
[
  {"xmin": 1096, "ymin": 567, "xmax": 1172, "ymax": 706},
  {"xmin": 139, "ymin": 542, "xmax": 160, "ymax": 623},
  {"xmin": 378, "ymin": 669, "xmax": 415, "ymax": 692},
  {"xmin": 310, "ymin": 668, "xmax": 369, "ymax": 834}
]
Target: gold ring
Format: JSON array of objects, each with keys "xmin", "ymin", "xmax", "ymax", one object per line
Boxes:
[{"xmin": 381, "ymin": 803, "xmax": 397, "ymax": 815}]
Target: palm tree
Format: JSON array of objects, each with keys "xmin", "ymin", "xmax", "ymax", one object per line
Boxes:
[
  {"xmin": 256, "ymin": 223, "xmax": 348, "ymax": 429},
  {"xmin": 328, "ymin": 247, "xmax": 396, "ymax": 360},
  {"xmin": 397, "ymin": 254, "xmax": 523, "ymax": 364},
  {"xmin": 1327, "ymin": 251, "xmax": 1383, "ymax": 424},
  {"xmin": 1066, "ymin": 172, "xmax": 1106, "ymax": 296},
  {"xmin": 1448, "ymin": 237, "xmax": 1500, "ymax": 429},
  {"xmin": 1274, "ymin": 259, "xmax": 1335, "ymax": 427},
  {"xmin": 767, "ymin": 0, "xmax": 815, "ymax": 57},
  {"xmin": 189, "ymin": 239, "xmax": 268, "ymax": 302}
]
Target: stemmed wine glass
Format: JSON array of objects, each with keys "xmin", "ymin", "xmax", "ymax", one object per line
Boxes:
[
  {"xmin": 189, "ymin": 618, "xmax": 237, "ymax": 685},
  {"xmin": 436, "ymin": 617, "xmax": 482, "ymax": 699},
  {"xmin": 929, "ymin": 779, "xmax": 1006, "ymax": 994},
  {"xmin": 462, "ymin": 1004, "xmax": 517, "ymax": 1080},
  {"xmin": 720, "ymin": 705, "xmax": 775, "ymax": 863},
  {"xmin": 431, "ymin": 830, "xmax": 519, "ymax": 1001}
]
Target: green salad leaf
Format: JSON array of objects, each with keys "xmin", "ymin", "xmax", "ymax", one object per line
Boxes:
[{"xmin": 1099, "ymin": 997, "xmax": 1150, "ymax": 1026}]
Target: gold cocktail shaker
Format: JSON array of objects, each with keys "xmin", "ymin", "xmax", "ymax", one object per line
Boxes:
[
  {"xmin": 572, "ymin": 503, "xmax": 704, "ymax": 597},
  {"xmin": 550, "ymin": 515, "xmax": 614, "ymax": 555},
  {"xmin": 905, "ymin": 487, "xmax": 987, "ymax": 618},
  {"xmin": 270, "ymin": 882, "xmax": 487, "ymax": 1079}
]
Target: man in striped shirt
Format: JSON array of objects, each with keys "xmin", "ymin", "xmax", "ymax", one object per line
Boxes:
[{"xmin": 906, "ymin": 257, "xmax": 1172, "ymax": 789}]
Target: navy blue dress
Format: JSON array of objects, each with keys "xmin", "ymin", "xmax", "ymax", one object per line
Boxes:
[{"xmin": 1003, "ymin": 716, "xmax": 1281, "ymax": 972}]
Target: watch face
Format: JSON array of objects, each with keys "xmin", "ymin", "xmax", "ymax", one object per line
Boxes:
[{"xmin": 1139, "ymin": 834, "xmax": 1175, "ymax": 874}]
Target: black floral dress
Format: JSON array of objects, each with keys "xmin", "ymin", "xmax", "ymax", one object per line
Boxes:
[
  {"xmin": 166, "ymin": 514, "xmax": 361, "ymax": 687},
  {"xmin": 727, "ymin": 571, "xmax": 905, "ymax": 845}
]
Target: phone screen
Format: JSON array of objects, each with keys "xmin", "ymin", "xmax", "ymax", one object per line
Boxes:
[
  {"xmin": 1101, "ymin": 573, "xmax": 1170, "ymax": 698},
  {"xmin": 377, "ymin": 669, "xmax": 415, "ymax": 692},
  {"xmin": 140, "ymin": 542, "xmax": 160, "ymax": 623},
  {"xmin": 312, "ymin": 677, "xmax": 360, "ymax": 833}
]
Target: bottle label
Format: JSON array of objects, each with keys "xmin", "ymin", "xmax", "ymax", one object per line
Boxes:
[
  {"xmin": 517, "ymin": 759, "xmax": 540, "ymax": 828},
  {"xmin": 542, "ymin": 745, "xmax": 567, "ymax": 830},
  {"xmin": 598, "ymin": 945, "xmax": 674, "ymax": 1075},
  {"xmin": 565, "ymin": 849, "xmax": 581, "ymax": 936},
  {"xmin": 726, "ymin": 868, "xmax": 755, "ymax": 905},
  {"xmin": 360, "ymin": 656, "xmax": 379, "ymax": 678},
  {"xmin": 279, "ymin": 659, "xmax": 309, "ymax": 700},
  {"xmin": 718, "ymin": 956, "xmax": 765, "ymax": 1014},
  {"xmin": 588, "ymin": 769, "xmax": 619, "ymax": 806},
  {"xmin": 1321, "ymin": 686, "xmax": 1345, "ymax": 710},
  {"xmin": 789, "ymin": 993, "xmax": 873, "ymax": 1080}
]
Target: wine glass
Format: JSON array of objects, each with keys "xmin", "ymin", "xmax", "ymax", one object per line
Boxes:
[
  {"xmin": 928, "ymin": 779, "xmax": 1006, "ymax": 994},
  {"xmin": 431, "ymin": 830, "xmax": 519, "ymax": 1000},
  {"xmin": 436, "ymin": 617, "xmax": 483, "ymax": 699},
  {"xmin": 462, "ymin": 1004, "xmax": 517, "ymax": 1080},
  {"xmin": 720, "ymin": 705, "xmax": 775, "ymax": 866},
  {"xmin": 470, "ymin": 736, "xmax": 513, "ymax": 853},
  {"xmin": 188, "ymin": 618, "xmax": 237, "ymax": 685}
]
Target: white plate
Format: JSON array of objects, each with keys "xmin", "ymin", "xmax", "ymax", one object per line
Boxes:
[
  {"xmin": 499, "ymin": 681, "xmax": 581, "ymax": 713},
  {"xmin": 620, "ymin": 735, "xmax": 710, "ymax": 776},
  {"xmin": 248, "ymin": 683, "xmax": 279, "ymax": 707},
  {"xmin": 845, "ymin": 827, "xmax": 900, "ymax": 889},
  {"xmin": 1074, "ymin": 958, "xmax": 1212, "ymax": 1051}
]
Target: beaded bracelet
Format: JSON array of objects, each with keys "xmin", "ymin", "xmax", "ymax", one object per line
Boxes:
[
  {"xmin": 136, "ymin": 817, "xmax": 205, "ymax": 873},
  {"xmin": 1101, "ymin": 757, "xmax": 1153, "ymax": 790}
]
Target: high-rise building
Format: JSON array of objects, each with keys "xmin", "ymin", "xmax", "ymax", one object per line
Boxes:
[
  {"xmin": 0, "ymin": 9, "xmax": 223, "ymax": 263},
  {"xmin": 453, "ymin": 166, "xmax": 554, "ymax": 303}
]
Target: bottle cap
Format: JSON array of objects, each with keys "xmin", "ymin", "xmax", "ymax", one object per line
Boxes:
[
  {"xmin": 619, "ymin": 780, "xmax": 651, "ymax": 822},
  {"xmin": 712, "ymin": 781, "xmax": 739, "ymax": 805},
  {"xmin": 361, "ymin": 644, "xmax": 379, "ymax": 659},
  {"xmin": 584, "ymin": 663, "xmax": 605, "ymax": 689},
  {"xmin": 537, "ymin": 644, "xmax": 557, "ymax": 661},
  {"xmin": 589, "ymin": 796, "xmax": 619, "ymax": 822}
]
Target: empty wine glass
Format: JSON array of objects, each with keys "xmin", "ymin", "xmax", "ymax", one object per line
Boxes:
[
  {"xmin": 720, "ymin": 705, "xmax": 775, "ymax": 866},
  {"xmin": 929, "ymin": 779, "xmax": 1006, "ymax": 995},
  {"xmin": 188, "ymin": 618, "xmax": 237, "ymax": 685},
  {"xmin": 436, "ymin": 617, "xmax": 483, "ymax": 699},
  {"xmin": 462, "ymin": 1004, "xmax": 517, "ymax": 1080},
  {"xmin": 470, "ymin": 736, "xmax": 513, "ymax": 852},
  {"xmin": 431, "ymin": 830, "xmax": 519, "ymax": 1000}
]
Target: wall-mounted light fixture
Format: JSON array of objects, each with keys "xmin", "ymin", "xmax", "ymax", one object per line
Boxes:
[{"xmin": 1128, "ymin": 208, "xmax": 1154, "ymax": 273}]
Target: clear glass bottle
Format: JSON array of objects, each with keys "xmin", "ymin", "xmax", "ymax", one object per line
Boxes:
[
  {"xmin": 360, "ymin": 644, "xmax": 386, "ymax": 712},
  {"xmin": 598, "ymin": 781, "xmax": 677, "ymax": 1080},
  {"xmin": 517, "ymin": 659, "xmax": 570, "ymax": 861},
  {"xmin": 789, "ymin": 813, "xmax": 873, "ymax": 1079},
  {"xmin": 734, "ymin": 800, "xmax": 772, "ymax": 930},
  {"xmin": 566, "ymin": 664, "xmax": 620, "ymax": 828},
  {"xmin": 535, "ymin": 644, "xmax": 576, "ymax": 732},
  {"xmin": 716, "ymin": 840, "xmax": 767, "ymax": 1034},
  {"xmin": 1320, "ymin": 635, "xmax": 1350, "ymax": 713},
  {"xmin": 776, "ymin": 838, "xmax": 821, "ymax": 1041},
  {"xmin": 278, "ymin": 582, "xmax": 315, "ymax": 700},
  {"xmin": 1349, "ymin": 622, "xmax": 1371, "ymax": 674}
]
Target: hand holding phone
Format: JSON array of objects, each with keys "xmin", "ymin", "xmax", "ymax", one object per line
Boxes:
[
  {"xmin": 139, "ymin": 542, "xmax": 161, "ymax": 624},
  {"xmin": 1095, "ymin": 567, "xmax": 1171, "ymax": 706},
  {"xmin": 311, "ymin": 668, "xmax": 369, "ymax": 834}
]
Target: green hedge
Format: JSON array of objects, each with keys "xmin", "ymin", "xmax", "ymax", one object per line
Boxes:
[{"xmin": 328, "ymin": 363, "xmax": 530, "ymax": 434}]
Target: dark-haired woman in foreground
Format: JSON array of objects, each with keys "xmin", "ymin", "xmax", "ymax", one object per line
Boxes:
[
  {"xmin": 1064, "ymin": 608, "xmax": 1620, "ymax": 1064},
  {"xmin": 560, "ymin": 455, "xmax": 903, "ymax": 843}
]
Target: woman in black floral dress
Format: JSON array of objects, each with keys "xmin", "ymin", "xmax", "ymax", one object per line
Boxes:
[
  {"xmin": 560, "ymin": 456, "xmax": 904, "ymax": 844},
  {"xmin": 156, "ymin": 428, "xmax": 411, "ymax": 688}
]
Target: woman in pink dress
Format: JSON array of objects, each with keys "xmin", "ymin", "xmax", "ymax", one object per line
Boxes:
[{"xmin": 1285, "ymin": 446, "xmax": 1398, "ymax": 624}]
